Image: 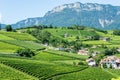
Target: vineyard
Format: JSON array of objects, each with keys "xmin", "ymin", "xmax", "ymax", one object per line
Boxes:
[
  {"xmin": 0, "ymin": 63, "xmax": 37, "ymax": 80},
  {"xmin": 0, "ymin": 31, "xmax": 37, "ymax": 41},
  {"xmin": 46, "ymin": 50, "xmax": 88, "ymax": 60},
  {"xmin": 0, "ymin": 28, "xmax": 120, "ymax": 80},
  {"xmin": 52, "ymin": 68, "xmax": 117, "ymax": 80},
  {"xmin": 0, "ymin": 57, "xmax": 87, "ymax": 80}
]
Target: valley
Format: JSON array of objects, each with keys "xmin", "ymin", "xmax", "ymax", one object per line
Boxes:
[{"xmin": 0, "ymin": 26, "xmax": 120, "ymax": 80}]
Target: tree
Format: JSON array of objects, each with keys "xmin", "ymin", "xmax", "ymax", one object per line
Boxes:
[
  {"xmin": 16, "ymin": 48, "xmax": 35, "ymax": 57},
  {"xmin": 94, "ymin": 53, "xmax": 105, "ymax": 65},
  {"xmin": 6, "ymin": 25, "xmax": 12, "ymax": 31},
  {"xmin": 76, "ymin": 36, "xmax": 79, "ymax": 40},
  {"xmin": 104, "ymin": 47, "xmax": 118, "ymax": 56},
  {"xmin": 113, "ymin": 30, "xmax": 120, "ymax": 36},
  {"xmin": 92, "ymin": 35, "xmax": 100, "ymax": 40},
  {"xmin": 103, "ymin": 63, "xmax": 107, "ymax": 68}
]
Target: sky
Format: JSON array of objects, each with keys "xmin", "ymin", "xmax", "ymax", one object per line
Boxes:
[{"xmin": 0, "ymin": 0, "xmax": 120, "ymax": 24}]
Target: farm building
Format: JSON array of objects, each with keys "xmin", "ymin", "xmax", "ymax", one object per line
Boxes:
[
  {"xmin": 64, "ymin": 33, "xmax": 68, "ymax": 38},
  {"xmin": 100, "ymin": 56, "xmax": 120, "ymax": 69},
  {"xmin": 77, "ymin": 49, "xmax": 88, "ymax": 55},
  {"xmin": 100, "ymin": 37, "xmax": 110, "ymax": 42},
  {"xmin": 86, "ymin": 58, "xmax": 96, "ymax": 66},
  {"xmin": 92, "ymin": 51, "xmax": 100, "ymax": 57}
]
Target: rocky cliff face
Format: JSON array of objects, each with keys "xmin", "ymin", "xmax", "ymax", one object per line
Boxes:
[{"xmin": 12, "ymin": 2, "xmax": 120, "ymax": 29}]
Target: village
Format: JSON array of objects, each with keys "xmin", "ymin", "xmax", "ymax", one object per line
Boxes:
[
  {"xmin": 78, "ymin": 47, "xmax": 120, "ymax": 69},
  {"xmin": 43, "ymin": 34, "xmax": 120, "ymax": 69}
]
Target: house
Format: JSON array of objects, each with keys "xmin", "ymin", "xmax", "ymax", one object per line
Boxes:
[
  {"xmin": 78, "ymin": 49, "xmax": 88, "ymax": 55},
  {"xmin": 86, "ymin": 58, "xmax": 96, "ymax": 66},
  {"xmin": 92, "ymin": 51, "xmax": 100, "ymax": 57},
  {"xmin": 64, "ymin": 33, "xmax": 68, "ymax": 38},
  {"xmin": 117, "ymin": 48, "xmax": 120, "ymax": 52},
  {"xmin": 100, "ymin": 37, "xmax": 110, "ymax": 42},
  {"xmin": 59, "ymin": 47, "xmax": 65, "ymax": 51},
  {"xmin": 92, "ymin": 45, "xmax": 97, "ymax": 48},
  {"xmin": 86, "ymin": 36, "xmax": 92, "ymax": 40},
  {"xmin": 100, "ymin": 56, "xmax": 120, "ymax": 69}
]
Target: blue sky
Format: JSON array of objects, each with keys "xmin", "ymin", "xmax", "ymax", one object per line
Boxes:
[{"xmin": 0, "ymin": 0, "xmax": 120, "ymax": 24}]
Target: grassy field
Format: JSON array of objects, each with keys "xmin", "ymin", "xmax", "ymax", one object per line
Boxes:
[
  {"xmin": 46, "ymin": 50, "xmax": 88, "ymax": 60},
  {"xmin": 52, "ymin": 68, "xmax": 117, "ymax": 80},
  {"xmin": 0, "ymin": 31, "xmax": 37, "ymax": 41},
  {"xmin": 0, "ymin": 39, "xmax": 45, "ymax": 50},
  {"xmin": 0, "ymin": 31, "xmax": 45, "ymax": 51},
  {"xmin": 0, "ymin": 63, "xmax": 38, "ymax": 80},
  {"xmin": 33, "ymin": 51, "xmax": 74, "ymax": 61},
  {"xmin": 1, "ymin": 28, "xmax": 120, "ymax": 80},
  {"xmin": 43, "ymin": 28, "xmax": 98, "ymax": 41},
  {"xmin": 0, "ymin": 57, "xmax": 87, "ymax": 80},
  {"xmin": 107, "ymin": 69, "xmax": 120, "ymax": 76},
  {"xmin": 83, "ymin": 40, "xmax": 111, "ymax": 45},
  {"xmin": 0, "ymin": 41, "xmax": 21, "ymax": 52}
]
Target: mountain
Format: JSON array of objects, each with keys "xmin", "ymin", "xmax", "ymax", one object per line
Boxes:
[
  {"xmin": 12, "ymin": 2, "xmax": 120, "ymax": 29},
  {"xmin": 0, "ymin": 24, "xmax": 6, "ymax": 29}
]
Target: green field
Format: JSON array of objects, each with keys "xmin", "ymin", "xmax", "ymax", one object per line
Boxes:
[
  {"xmin": 0, "ymin": 41, "xmax": 21, "ymax": 52},
  {"xmin": 46, "ymin": 50, "xmax": 88, "ymax": 60},
  {"xmin": 53, "ymin": 68, "xmax": 117, "ymax": 80},
  {"xmin": 0, "ymin": 57, "xmax": 87, "ymax": 80},
  {"xmin": 0, "ymin": 63, "xmax": 38, "ymax": 80},
  {"xmin": 0, "ymin": 28, "xmax": 120, "ymax": 80},
  {"xmin": 43, "ymin": 28, "xmax": 98, "ymax": 41},
  {"xmin": 33, "ymin": 51, "xmax": 74, "ymax": 61},
  {"xmin": 0, "ymin": 31, "xmax": 37, "ymax": 41}
]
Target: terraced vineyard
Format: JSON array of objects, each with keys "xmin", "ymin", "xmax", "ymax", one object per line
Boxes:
[
  {"xmin": 0, "ymin": 63, "xmax": 38, "ymax": 80},
  {"xmin": 0, "ymin": 57, "xmax": 87, "ymax": 80},
  {"xmin": 0, "ymin": 41, "xmax": 21, "ymax": 52},
  {"xmin": 1, "ymin": 28, "xmax": 120, "ymax": 80},
  {"xmin": 33, "ymin": 51, "xmax": 74, "ymax": 61},
  {"xmin": 0, "ymin": 32, "xmax": 45, "ymax": 51},
  {"xmin": 43, "ymin": 28, "xmax": 98, "ymax": 41},
  {"xmin": 0, "ymin": 31, "xmax": 37, "ymax": 41},
  {"xmin": 52, "ymin": 68, "xmax": 117, "ymax": 80},
  {"xmin": 46, "ymin": 50, "xmax": 88, "ymax": 60}
]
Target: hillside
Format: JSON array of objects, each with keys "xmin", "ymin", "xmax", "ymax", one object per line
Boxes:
[
  {"xmin": 10, "ymin": 2, "xmax": 120, "ymax": 29},
  {"xmin": 0, "ymin": 27, "xmax": 120, "ymax": 80}
]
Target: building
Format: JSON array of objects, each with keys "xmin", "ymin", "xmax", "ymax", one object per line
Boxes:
[
  {"xmin": 100, "ymin": 37, "xmax": 110, "ymax": 42},
  {"xmin": 86, "ymin": 58, "xmax": 96, "ymax": 66},
  {"xmin": 78, "ymin": 49, "xmax": 88, "ymax": 55},
  {"xmin": 100, "ymin": 56, "xmax": 120, "ymax": 69},
  {"xmin": 92, "ymin": 51, "xmax": 100, "ymax": 57},
  {"xmin": 64, "ymin": 33, "xmax": 68, "ymax": 38}
]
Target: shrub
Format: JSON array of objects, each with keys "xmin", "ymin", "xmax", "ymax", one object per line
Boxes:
[
  {"xmin": 5, "ymin": 25, "xmax": 13, "ymax": 31},
  {"xmin": 103, "ymin": 63, "xmax": 107, "ymax": 68},
  {"xmin": 113, "ymin": 30, "xmax": 120, "ymax": 36},
  {"xmin": 16, "ymin": 48, "xmax": 35, "ymax": 57},
  {"xmin": 78, "ymin": 62, "xmax": 84, "ymax": 65}
]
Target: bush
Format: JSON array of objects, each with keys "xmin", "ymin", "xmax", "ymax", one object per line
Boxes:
[
  {"xmin": 16, "ymin": 48, "xmax": 35, "ymax": 57},
  {"xmin": 113, "ymin": 30, "xmax": 120, "ymax": 36},
  {"xmin": 78, "ymin": 62, "xmax": 84, "ymax": 65},
  {"xmin": 103, "ymin": 63, "xmax": 107, "ymax": 68},
  {"xmin": 5, "ymin": 25, "xmax": 13, "ymax": 31}
]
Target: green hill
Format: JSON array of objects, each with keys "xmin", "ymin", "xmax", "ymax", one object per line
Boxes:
[{"xmin": 0, "ymin": 27, "xmax": 120, "ymax": 80}]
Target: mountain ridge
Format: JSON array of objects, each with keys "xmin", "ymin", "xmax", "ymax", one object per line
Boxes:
[{"xmin": 8, "ymin": 2, "xmax": 120, "ymax": 29}]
